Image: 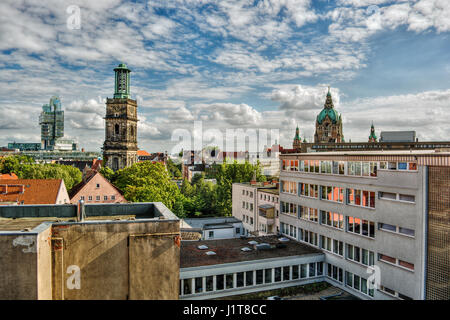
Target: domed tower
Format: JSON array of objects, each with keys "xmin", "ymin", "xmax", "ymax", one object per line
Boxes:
[
  {"xmin": 293, "ymin": 125, "xmax": 302, "ymax": 150},
  {"xmin": 314, "ymin": 87, "xmax": 343, "ymax": 144},
  {"xmin": 368, "ymin": 122, "xmax": 378, "ymax": 142},
  {"xmin": 103, "ymin": 63, "xmax": 138, "ymax": 171}
]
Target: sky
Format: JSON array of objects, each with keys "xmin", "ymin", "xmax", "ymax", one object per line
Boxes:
[{"xmin": 0, "ymin": 0, "xmax": 449, "ymax": 154}]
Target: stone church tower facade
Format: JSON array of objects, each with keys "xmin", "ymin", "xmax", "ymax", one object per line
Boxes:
[
  {"xmin": 314, "ymin": 87, "xmax": 344, "ymax": 144},
  {"xmin": 103, "ymin": 63, "xmax": 138, "ymax": 171}
]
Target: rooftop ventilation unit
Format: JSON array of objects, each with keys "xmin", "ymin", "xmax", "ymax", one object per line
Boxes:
[
  {"xmin": 241, "ymin": 247, "xmax": 252, "ymax": 252},
  {"xmin": 255, "ymin": 243, "xmax": 272, "ymax": 250},
  {"xmin": 205, "ymin": 251, "xmax": 216, "ymax": 255},
  {"xmin": 197, "ymin": 245, "xmax": 208, "ymax": 250}
]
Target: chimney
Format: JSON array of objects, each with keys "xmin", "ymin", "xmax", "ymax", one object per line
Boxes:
[{"xmin": 77, "ymin": 200, "xmax": 86, "ymax": 222}]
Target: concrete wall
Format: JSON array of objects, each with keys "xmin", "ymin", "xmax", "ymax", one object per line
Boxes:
[{"xmin": 51, "ymin": 219, "xmax": 180, "ymax": 300}]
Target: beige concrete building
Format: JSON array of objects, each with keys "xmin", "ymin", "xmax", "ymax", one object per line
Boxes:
[
  {"xmin": 232, "ymin": 181, "xmax": 279, "ymax": 237},
  {"xmin": 279, "ymin": 150, "xmax": 450, "ymax": 300},
  {"xmin": 0, "ymin": 202, "xmax": 180, "ymax": 300}
]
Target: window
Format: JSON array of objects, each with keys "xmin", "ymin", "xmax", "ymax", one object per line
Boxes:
[
  {"xmin": 347, "ymin": 188, "xmax": 375, "ymax": 208},
  {"xmin": 399, "ymin": 194, "xmax": 415, "ymax": 202},
  {"xmin": 96, "ymin": 195, "xmax": 100, "ymax": 201},
  {"xmin": 347, "ymin": 216, "xmax": 375, "ymax": 238},
  {"xmin": 246, "ymin": 271, "xmax": 253, "ymax": 286},
  {"xmin": 80, "ymin": 196, "xmax": 85, "ymax": 200},
  {"xmin": 292, "ymin": 265, "xmax": 299, "ymax": 279},
  {"xmin": 379, "ymin": 192, "xmax": 396, "ymax": 200},
  {"xmin": 274, "ymin": 267, "xmax": 282, "ymax": 282},
  {"xmin": 283, "ymin": 266, "xmax": 290, "ymax": 281},
  {"xmin": 237, "ymin": 272, "xmax": 244, "ymax": 287},
  {"xmin": 195, "ymin": 277, "xmax": 203, "ymax": 293},
  {"xmin": 379, "ymin": 253, "xmax": 396, "ymax": 264},
  {"xmin": 208, "ymin": 231, "xmax": 214, "ymax": 238},
  {"xmin": 300, "ymin": 264, "xmax": 307, "ymax": 278},
  {"xmin": 88, "ymin": 196, "xmax": 92, "ymax": 201},
  {"xmin": 398, "ymin": 260, "xmax": 414, "ymax": 270},
  {"xmin": 183, "ymin": 279, "xmax": 192, "ymax": 295},
  {"xmin": 399, "ymin": 227, "xmax": 415, "ymax": 237},
  {"xmin": 96, "ymin": 183, "xmax": 100, "ymax": 188},
  {"xmin": 111, "ymin": 195, "xmax": 116, "ymax": 200},
  {"xmin": 264, "ymin": 269, "xmax": 272, "ymax": 283},
  {"xmin": 235, "ymin": 227, "xmax": 240, "ymax": 235},
  {"xmin": 104, "ymin": 196, "xmax": 108, "ymax": 201},
  {"xmin": 320, "ymin": 211, "xmax": 344, "ymax": 230},
  {"xmin": 216, "ymin": 275, "xmax": 224, "ymax": 290},
  {"xmin": 226, "ymin": 274, "xmax": 234, "ymax": 289},
  {"xmin": 256, "ymin": 270, "xmax": 263, "ymax": 285},
  {"xmin": 379, "ymin": 223, "xmax": 396, "ymax": 232},
  {"xmin": 206, "ymin": 276, "xmax": 213, "ymax": 292}
]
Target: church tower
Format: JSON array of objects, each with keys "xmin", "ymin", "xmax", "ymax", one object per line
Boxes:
[
  {"xmin": 293, "ymin": 125, "xmax": 302, "ymax": 150},
  {"xmin": 368, "ymin": 122, "xmax": 378, "ymax": 142},
  {"xmin": 314, "ymin": 87, "xmax": 343, "ymax": 143},
  {"xmin": 103, "ymin": 63, "xmax": 138, "ymax": 171}
]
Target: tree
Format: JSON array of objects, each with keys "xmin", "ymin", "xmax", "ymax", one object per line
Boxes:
[
  {"xmin": 166, "ymin": 158, "xmax": 182, "ymax": 178},
  {"xmin": 0, "ymin": 155, "xmax": 82, "ymax": 191},
  {"xmin": 112, "ymin": 161, "xmax": 184, "ymax": 216}
]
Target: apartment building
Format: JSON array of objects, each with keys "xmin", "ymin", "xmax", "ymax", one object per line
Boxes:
[
  {"xmin": 232, "ymin": 181, "xmax": 279, "ymax": 237},
  {"xmin": 279, "ymin": 150, "xmax": 450, "ymax": 300}
]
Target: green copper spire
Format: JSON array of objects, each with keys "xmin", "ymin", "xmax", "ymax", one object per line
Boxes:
[
  {"xmin": 114, "ymin": 63, "xmax": 131, "ymax": 99},
  {"xmin": 368, "ymin": 121, "xmax": 378, "ymax": 142},
  {"xmin": 317, "ymin": 87, "xmax": 338, "ymax": 124},
  {"xmin": 294, "ymin": 125, "xmax": 301, "ymax": 141}
]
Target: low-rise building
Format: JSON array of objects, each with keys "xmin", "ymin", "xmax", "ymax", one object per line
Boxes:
[
  {"xmin": 0, "ymin": 202, "xmax": 180, "ymax": 300},
  {"xmin": 181, "ymin": 217, "xmax": 243, "ymax": 240},
  {"xmin": 179, "ymin": 235, "xmax": 324, "ymax": 299},
  {"xmin": 232, "ymin": 181, "xmax": 280, "ymax": 237},
  {"xmin": 0, "ymin": 179, "xmax": 70, "ymax": 205},
  {"xmin": 69, "ymin": 171, "xmax": 126, "ymax": 204}
]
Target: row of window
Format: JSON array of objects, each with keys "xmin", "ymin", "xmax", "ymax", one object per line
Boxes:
[
  {"xmin": 281, "ymin": 181, "xmax": 297, "ymax": 194},
  {"xmin": 80, "ymin": 195, "xmax": 116, "ymax": 201},
  {"xmin": 283, "ymin": 181, "xmax": 376, "ymax": 209},
  {"xmin": 345, "ymin": 270, "xmax": 374, "ymax": 297},
  {"xmin": 281, "ymin": 159, "xmax": 418, "ymax": 176},
  {"xmin": 280, "ymin": 205, "xmax": 376, "ymax": 238},
  {"xmin": 347, "ymin": 216, "xmax": 376, "ymax": 238},
  {"xmin": 260, "ymin": 193, "xmax": 278, "ymax": 203},
  {"xmin": 281, "ymin": 223, "xmax": 414, "ymax": 272},
  {"xmin": 379, "ymin": 192, "xmax": 415, "ymax": 203},
  {"xmin": 242, "ymin": 214, "xmax": 254, "ymax": 226},
  {"xmin": 379, "ymin": 286, "xmax": 413, "ymax": 300},
  {"xmin": 242, "ymin": 189, "xmax": 254, "ymax": 198},
  {"xmin": 241, "ymin": 201, "xmax": 254, "ymax": 211},
  {"xmin": 378, "ymin": 253, "xmax": 415, "ymax": 271},
  {"xmin": 299, "ymin": 206, "xmax": 319, "ymax": 223},
  {"xmin": 180, "ymin": 262, "xmax": 324, "ymax": 296},
  {"xmin": 378, "ymin": 223, "xmax": 415, "ymax": 237}
]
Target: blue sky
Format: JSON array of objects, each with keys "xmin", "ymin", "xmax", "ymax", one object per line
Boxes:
[{"xmin": 0, "ymin": 0, "xmax": 450, "ymax": 153}]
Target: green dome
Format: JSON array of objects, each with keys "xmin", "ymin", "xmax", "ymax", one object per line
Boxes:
[{"xmin": 317, "ymin": 108, "xmax": 339, "ymax": 124}]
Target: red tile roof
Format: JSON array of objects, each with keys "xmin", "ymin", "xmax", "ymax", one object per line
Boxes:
[
  {"xmin": 0, "ymin": 179, "xmax": 64, "ymax": 205},
  {"xmin": 137, "ymin": 150, "xmax": 151, "ymax": 156},
  {"xmin": 0, "ymin": 173, "xmax": 18, "ymax": 180}
]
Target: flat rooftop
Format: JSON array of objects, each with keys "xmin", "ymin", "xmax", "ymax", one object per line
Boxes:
[
  {"xmin": 280, "ymin": 150, "xmax": 450, "ymax": 156},
  {"xmin": 0, "ymin": 202, "xmax": 179, "ymax": 232},
  {"xmin": 181, "ymin": 236, "xmax": 322, "ymax": 268},
  {"xmin": 0, "ymin": 215, "xmax": 137, "ymax": 231}
]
